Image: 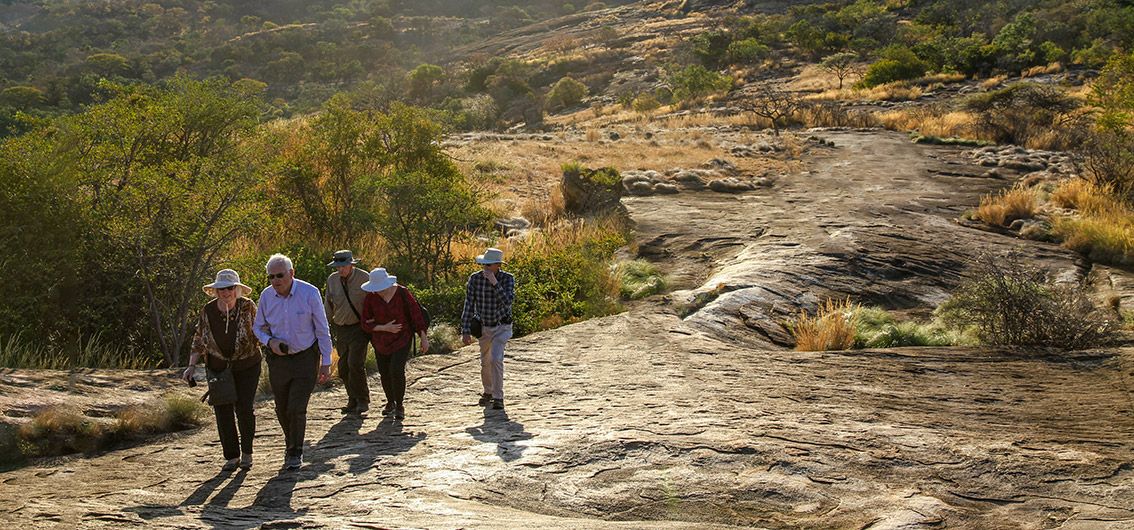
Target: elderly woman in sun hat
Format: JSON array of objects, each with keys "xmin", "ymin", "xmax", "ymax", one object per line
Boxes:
[
  {"xmin": 359, "ymin": 267, "xmax": 429, "ymax": 420},
  {"xmin": 182, "ymin": 269, "xmax": 261, "ymax": 472}
]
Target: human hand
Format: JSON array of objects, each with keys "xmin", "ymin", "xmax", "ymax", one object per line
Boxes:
[
  {"xmin": 483, "ymin": 269, "xmax": 497, "ymax": 285},
  {"xmin": 269, "ymin": 338, "xmax": 287, "ymax": 356},
  {"xmin": 317, "ymin": 364, "xmax": 331, "ymax": 384},
  {"xmin": 462, "ymin": 334, "xmax": 474, "ymax": 346},
  {"xmin": 181, "ymin": 366, "xmax": 195, "ymax": 383},
  {"xmin": 419, "ymin": 335, "xmax": 430, "ymax": 354},
  {"xmin": 382, "ymin": 320, "xmax": 403, "ymax": 333}
]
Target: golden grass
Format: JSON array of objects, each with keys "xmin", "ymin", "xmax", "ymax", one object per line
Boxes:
[
  {"xmin": 810, "ymin": 82, "xmax": 924, "ymax": 102},
  {"xmin": 1049, "ymin": 181, "xmax": 1134, "ymax": 265},
  {"xmin": 1022, "ymin": 62, "xmax": 1064, "ymax": 78},
  {"xmin": 981, "ymin": 75, "xmax": 1008, "ymax": 90},
  {"xmin": 116, "ymin": 395, "xmax": 207, "ymax": 435},
  {"xmin": 1053, "ymin": 212, "xmax": 1134, "ymax": 265},
  {"xmin": 1050, "ymin": 178, "xmax": 1116, "ymax": 215},
  {"xmin": 876, "ymin": 109, "xmax": 979, "ymax": 139},
  {"xmin": 792, "ymin": 297, "xmax": 860, "ymax": 351},
  {"xmin": 975, "ymin": 186, "xmax": 1038, "ymax": 227}
]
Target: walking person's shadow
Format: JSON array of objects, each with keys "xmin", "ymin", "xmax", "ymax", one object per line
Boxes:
[{"xmin": 465, "ymin": 408, "xmax": 533, "ymax": 462}]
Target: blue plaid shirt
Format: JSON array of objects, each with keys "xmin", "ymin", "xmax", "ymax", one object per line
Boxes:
[{"xmin": 461, "ymin": 270, "xmax": 515, "ymax": 334}]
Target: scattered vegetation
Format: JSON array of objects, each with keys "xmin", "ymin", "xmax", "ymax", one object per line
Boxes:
[
  {"xmin": 936, "ymin": 255, "xmax": 1118, "ymax": 351},
  {"xmin": 13, "ymin": 395, "xmax": 207, "ymax": 462}
]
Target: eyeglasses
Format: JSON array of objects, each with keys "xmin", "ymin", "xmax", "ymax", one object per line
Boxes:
[
  {"xmin": 267, "ymin": 272, "xmax": 288, "ymax": 280},
  {"xmin": 217, "ymin": 286, "xmax": 236, "ymax": 291}
]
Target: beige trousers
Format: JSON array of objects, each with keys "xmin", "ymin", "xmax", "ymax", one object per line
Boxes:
[{"xmin": 479, "ymin": 323, "xmax": 512, "ymax": 399}]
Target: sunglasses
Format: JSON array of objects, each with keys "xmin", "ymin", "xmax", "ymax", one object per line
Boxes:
[
  {"xmin": 267, "ymin": 272, "xmax": 288, "ymax": 280},
  {"xmin": 217, "ymin": 286, "xmax": 236, "ymax": 292}
]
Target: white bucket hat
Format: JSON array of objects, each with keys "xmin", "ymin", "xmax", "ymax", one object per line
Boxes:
[
  {"xmin": 475, "ymin": 247, "xmax": 505, "ymax": 265},
  {"xmin": 360, "ymin": 267, "xmax": 397, "ymax": 293},
  {"xmin": 203, "ymin": 269, "xmax": 253, "ymax": 297}
]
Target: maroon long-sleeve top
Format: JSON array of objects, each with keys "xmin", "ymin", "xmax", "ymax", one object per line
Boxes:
[{"xmin": 360, "ymin": 285, "xmax": 427, "ymax": 355}]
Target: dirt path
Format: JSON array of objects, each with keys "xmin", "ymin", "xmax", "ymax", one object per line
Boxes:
[{"xmin": 3, "ymin": 131, "xmax": 1133, "ymax": 529}]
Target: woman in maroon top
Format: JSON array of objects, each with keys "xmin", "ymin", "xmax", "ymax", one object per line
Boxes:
[{"xmin": 360, "ymin": 267, "xmax": 429, "ymax": 419}]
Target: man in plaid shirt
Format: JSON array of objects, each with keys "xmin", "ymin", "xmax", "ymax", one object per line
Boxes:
[{"xmin": 461, "ymin": 247, "xmax": 515, "ymax": 410}]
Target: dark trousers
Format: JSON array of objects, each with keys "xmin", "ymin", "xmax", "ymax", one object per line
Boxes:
[
  {"xmin": 266, "ymin": 345, "xmax": 318, "ymax": 457},
  {"xmin": 376, "ymin": 345, "xmax": 410, "ymax": 405},
  {"xmin": 332, "ymin": 323, "xmax": 371, "ymax": 405},
  {"xmin": 213, "ymin": 362, "xmax": 261, "ymax": 460}
]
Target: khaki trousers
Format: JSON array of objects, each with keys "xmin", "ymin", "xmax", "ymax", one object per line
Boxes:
[{"xmin": 478, "ymin": 323, "xmax": 512, "ymax": 400}]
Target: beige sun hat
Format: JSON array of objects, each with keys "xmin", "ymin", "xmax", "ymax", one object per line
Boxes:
[
  {"xmin": 203, "ymin": 269, "xmax": 253, "ymax": 297},
  {"xmin": 475, "ymin": 247, "xmax": 505, "ymax": 265}
]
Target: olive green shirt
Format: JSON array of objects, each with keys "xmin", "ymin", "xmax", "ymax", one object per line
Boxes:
[{"xmin": 324, "ymin": 267, "xmax": 368, "ymax": 326}]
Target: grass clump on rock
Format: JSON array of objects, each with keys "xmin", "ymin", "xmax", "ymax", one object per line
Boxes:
[
  {"xmin": 791, "ymin": 297, "xmax": 859, "ymax": 351},
  {"xmin": 615, "ymin": 259, "xmax": 668, "ymax": 300},
  {"xmin": 974, "ymin": 185, "xmax": 1038, "ymax": 228}
]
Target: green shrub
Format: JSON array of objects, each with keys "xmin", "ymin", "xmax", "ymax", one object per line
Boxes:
[
  {"xmin": 631, "ymin": 93, "xmax": 661, "ymax": 113},
  {"xmin": 545, "ymin": 76, "xmax": 588, "ymax": 111},
  {"xmin": 668, "ymin": 65, "xmax": 733, "ymax": 102},
  {"xmin": 510, "ymin": 220, "xmax": 626, "ymax": 335},
  {"xmin": 426, "ymin": 322, "xmax": 462, "ymax": 354},
  {"xmin": 936, "ymin": 255, "xmax": 1119, "ymax": 350},
  {"xmin": 616, "ymin": 259, "xmax": 668, "ymax": 300},
  {"xmin": 860, "ymin": 46, "xmax": 928, "ymax": 87},
  {"xmin": 0, "ymin": 423, "xmax": 25, "ymax": 469},
  {"xmin": 726, "ymin": 38, "xmax": 770, "ymax": 65}
]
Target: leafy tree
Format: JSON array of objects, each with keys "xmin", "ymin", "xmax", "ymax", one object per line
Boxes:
[
  {"xmin": 406, "ymin": 63, "xmax": 444, "ymax": 101},
  {"xmin": 819, "ymin": 52, "xmax": 860, "ymax": 89},
  {"xmin": 1085, "ymin": 50, "xmax": 1134, "ymax": 200},
  {"xmin": 6, "ymin": 78, "xmax": 269, "ymax": 366},
  {"xmin": 964, "ymin": 83, "xmax": 1082, "ymax": 148},
  {"xmin": 726, "ymin": 38, "xmax": 770, "ymax": 65},
  {"xmin": 668, "ymin": 65, "xmax": 733, "ymax": 102}
]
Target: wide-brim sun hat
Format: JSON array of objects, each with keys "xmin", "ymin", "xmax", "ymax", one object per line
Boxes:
[
  {"xmin": 203, "ymin": 269, "xmax": 253, "ymax": 297},
  {"xmin": 475, "ymin": 247, "xmax": 505, "ymax": 265},
  {"xmin": 327, "ymin": 249, "xmax": 361, "ymax": 267},
  {"xmin": 360, "ymin": 267, "xmax": 397, "ymax": 292}
]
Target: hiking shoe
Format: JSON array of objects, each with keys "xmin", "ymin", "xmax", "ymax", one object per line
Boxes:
[
  {"xmin": 393, "ymin": 404, "xmax": 405, "ymax": 419},
  {"xmin": 221, "ymin": 458, "xmax": 239, "ymax": 472},
  {"xmin": 381, "ymin": 401, "xmax": 396, "ymax": 416},
  {"xmin": 281, "ymin": 455, "xmax": 302, "ymax": 472},
  {"xmin": 492, "ymin": 399, "xmax": 504, "ymax": 410},
  {"xmin": 340, "ymin": 399, "xmax": 358, "ymax": 414},
  {"xmin": 239, "ymin": 453, "xmax": 253, "ymax": 471},
  {"xmin": 477, "ymin": 393, "xmax": 492, "ymax": 406}
]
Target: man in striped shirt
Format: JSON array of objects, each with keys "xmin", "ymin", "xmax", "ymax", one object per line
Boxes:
[{"xmin": 461, "ymin": 247, "xmax": 515, "ymax": 410}]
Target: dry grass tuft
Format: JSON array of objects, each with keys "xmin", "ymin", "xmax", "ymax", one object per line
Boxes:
[
  {"xmin": 975, "ymin": 186, "xmax": 1038, "ymax": 227},
  {"xmin": 116, "ymin": 395, "xmax": 207, "ymax": 436},
  {"xmin": 981, "ymin": 75, "xmax": 1008, "ymax": 90},
  {"xmin": 876, "ymin": 109, "xmax": 978, "ymax": 138},
  {"xmin": 811, "ymin": 82, "xmax": 923, "ymax": 102},
  {"xmin": 1022, "ymin": 62, "xmax": 1064, "ymax": 78},
  {"xmin": 1050, "ymin": 178, "xmax": 1115, "ymax": 215},
  {"xmin": 520, "ymin": 184, "xmax": 567, "ymax": 227},
  {"xmin": 792, "ymin": 297, "xmax": 860, "ymax": 351}
]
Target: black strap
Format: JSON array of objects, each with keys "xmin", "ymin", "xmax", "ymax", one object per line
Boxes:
[
  {"xmin": 397, "ymin": 286, "xmax": 419, "ymax": 352},
  {"xmin": 341, "ymin": 276, "xmax": 363, "ymax": 322}
]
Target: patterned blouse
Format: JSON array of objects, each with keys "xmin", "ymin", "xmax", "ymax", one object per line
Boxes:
[{"xmin": 191, "ymin": 297, "xmax": 261, "ymax": 370}]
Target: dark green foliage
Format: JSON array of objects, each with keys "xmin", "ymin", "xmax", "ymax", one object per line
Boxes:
[
  {"xmin": 1086, "ymin": 50, "xmax": 1134, "ymax": 200},
  {"xmin": 545, "ymin": 76, "xmax": 588, "ymax": 112},
  {"xmin": 859, "ymin": 46, "xmax": 928, "ymax": 87},
  {"xmin": 668, "ymin": 65, "xmax": 733, "ymax": 102}
]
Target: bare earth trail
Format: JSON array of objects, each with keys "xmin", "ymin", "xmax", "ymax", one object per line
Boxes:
[{"xmin": 3, "ymin": 131, "xmax": 1134, "ymax": 529}]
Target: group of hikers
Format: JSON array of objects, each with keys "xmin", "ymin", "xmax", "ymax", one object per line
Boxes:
[{"xmin": 180, "ymin": 247, "xmax": 515, "ymax": 472}]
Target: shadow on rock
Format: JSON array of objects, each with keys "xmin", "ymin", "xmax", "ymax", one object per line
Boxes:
[{"xmin": 466, "ymin": 408, "xmax": 534, "ymax": 462}]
